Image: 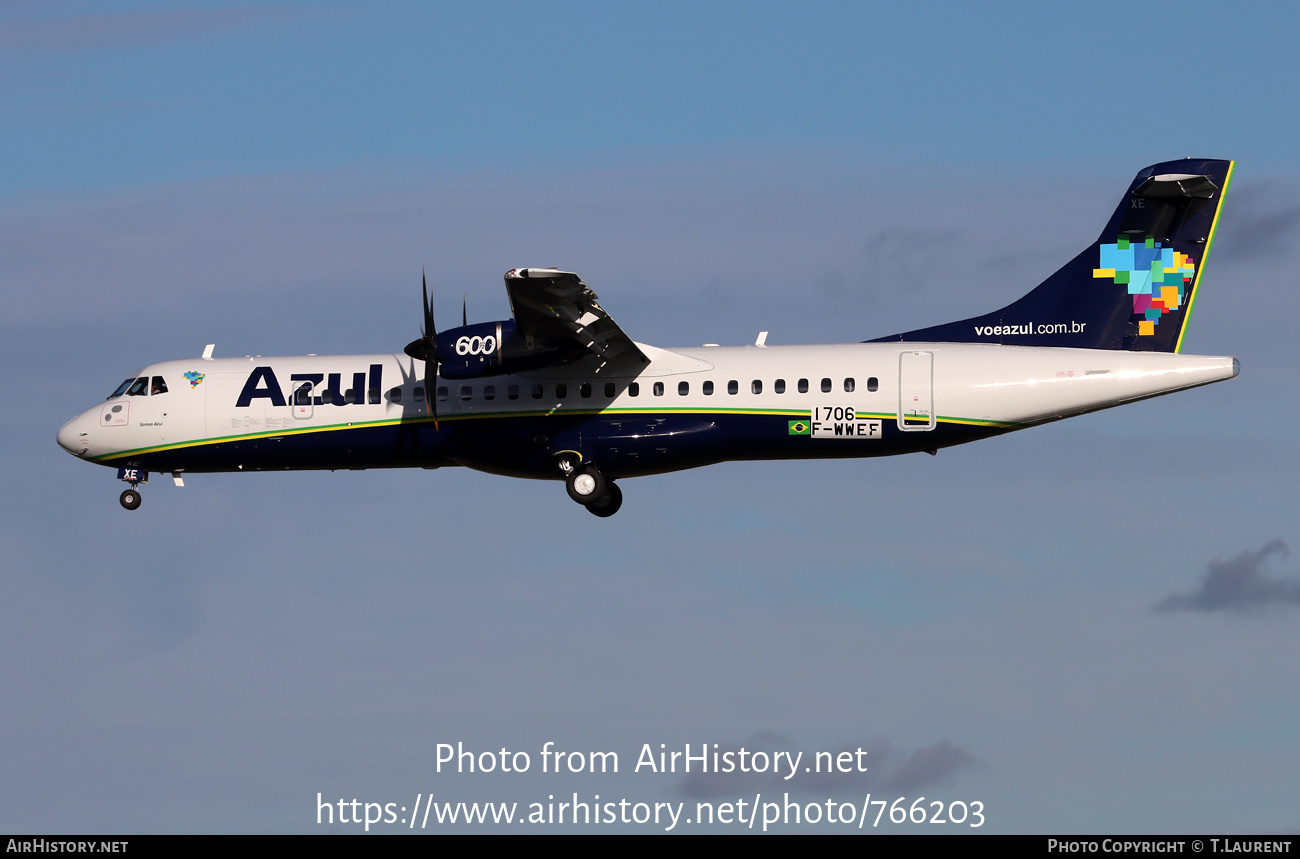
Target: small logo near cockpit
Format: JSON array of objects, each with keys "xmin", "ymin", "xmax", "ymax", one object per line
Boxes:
[{"xmin": 183, "ymin": 371, "xmax": 206, "ymax": 388}]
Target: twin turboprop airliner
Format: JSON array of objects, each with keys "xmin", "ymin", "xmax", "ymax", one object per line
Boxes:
[{"xmin": 57, "ymin": 159, "xmax": 1239, "ymax": 516}]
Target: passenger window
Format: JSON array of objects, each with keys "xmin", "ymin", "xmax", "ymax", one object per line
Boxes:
[
  {"xmin": 867, "ymin": 376, "xmax": 879, "ymax": 392},
  {"xmin": 531, "ymin": 383, "xmax": 544, "ymax": 399},
  {"xmin": 508, "ymin": 385, "xmax": 520, "ymax": 400},
  {"xmin": 678, "ymin": 381, "xmax": 689, "ymax": 395},
  {"xmin": 703, "ymin": 381, "xmax": 714, "ymax": 395},
  {"xmin": 295, "ymin": 383, "xmax": 314, "ymax": 405},
  {"xmin": 344, "ymin": 388, "xmax": 356, "ymax": 404},
  {"xmin": 367, "ymin": 387, "xmax": 379, "ymax": 404},
  {"xmin": 844, "ymin": 378, "xmax": 855, "ymax": 393},
  {"xmin": 459, "ymin": 385, "xmax": 472, "ymax": 401},
  {"xmin": 414, "ymin": 387, "xmax": 426, "ymax": 402},
  {"xmin": 774, "ymin": 379, "xmax": 785, "ymax": 394},
  {"xmin": 109, "ymin": 378, "xmax": 136, "ymax": 399},
  {"xmin": 798, "ymin": 378, "xmax": 809, "ymax": 393},
  {"xmin": 436, "ymin": 386, "xmax": 449, "ymax": 402},
  {"xmin": 126, "ymin": 377, "xmax": 149, "ymax": 397},
  {"xmin": 580, "ymin": 382, "xmax": 592, "ymax": 398},
  {"xmin": 653, "ymin": 382, "xmax": 664, "ymax": 396},
  {"xmin": 604, "ymin": 382, "xmax": 615, "ymax": 398},
  {"xmin": 629, "ymin": 382, "xmax": 640, "ymax": 397},
  {"xmin": 821, "ymin": 377, "xmax": 832, "ymax": 393},
  {"xmin": 751, "ymin": 380, "xmax": 762, "ymax": 394},
  {"xmin": 388, "ymin": 387, "xmax": 403, "ymax": 404},
  {"xmin": 556, "ymin": 384, "xmax": 567, "ymax": 399},
  {"xmin": 728, "ymin": 380, "xmax": 738, "ymax": 395},
  {"xmin": 484, "ymin": 385, "xmax": 496, "ymax": 401},
  {"xmin": 151, "ymin": 376, "xmax": 168, "ymax": 395}
]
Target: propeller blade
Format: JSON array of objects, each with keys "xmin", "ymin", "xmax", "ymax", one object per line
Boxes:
[
  {"xmin": 401, "ymin": 270, "xmax": 440, "ymax": 429},
  {"xmin": 425, "ymin": 271, "xmax": 439, "ymax": 429},
  {"xmin": 462, "ymin": 293, "xmax": 467, "ymax": 327},
  {"xmin": 424, "ymin": 270, "xmax": 435, "ymax": 338}
]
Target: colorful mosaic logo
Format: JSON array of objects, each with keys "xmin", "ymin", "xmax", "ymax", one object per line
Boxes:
[
  {"xmin": 183, "ymin": 371, "xmax": 206, "ymax": 388},
  {"xmin": 1093, "ymin": 235, "xmax": 1195, "ymax": 336}
]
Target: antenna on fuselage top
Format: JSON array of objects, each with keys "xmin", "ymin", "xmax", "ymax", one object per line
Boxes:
[{"xmin": 202, "ymin": 344, "xmax": 215, "ymax": 360}]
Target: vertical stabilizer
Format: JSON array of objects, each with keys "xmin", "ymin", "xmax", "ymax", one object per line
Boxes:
[{"xmin": 872, "ymin": 159, "xmax": 1234, "ymax": 352}]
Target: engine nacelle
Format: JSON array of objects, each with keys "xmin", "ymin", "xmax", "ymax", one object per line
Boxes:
[{"xmin": 436, "ymin": 320, "xmax": 583, "ymax": 379}]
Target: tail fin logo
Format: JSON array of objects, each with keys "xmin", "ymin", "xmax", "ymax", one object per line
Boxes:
[{"xmin": 1093, "ymin": 235, "xmax": 1196, "ymax": 336}]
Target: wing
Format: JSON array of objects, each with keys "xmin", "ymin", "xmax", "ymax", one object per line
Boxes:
[{"xmin": 504, "ymin": 268, "xmax": 649, "ymax": 371}]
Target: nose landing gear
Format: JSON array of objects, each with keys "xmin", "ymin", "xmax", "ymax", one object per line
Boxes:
[
  {"xmin": 558, "ymin": 456, "xmax": 623, "ymax": 517},
  {"xmin": 116, "ymin": 466, "xmax": 147, "ymax": 511}
]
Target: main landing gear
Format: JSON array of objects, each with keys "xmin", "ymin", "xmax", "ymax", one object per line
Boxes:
[
  {"xmin": 559, "ymin": 458, "xmax": 623, "ymax": 517},
  {"xmin": 120, "ymin": 488, "xmax": 142, "ymax": 510}
]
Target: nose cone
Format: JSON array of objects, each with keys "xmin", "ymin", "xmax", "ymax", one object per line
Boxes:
[{"xmin": 57, "ymin": 413, "xmax": 92, "ymax": 457}]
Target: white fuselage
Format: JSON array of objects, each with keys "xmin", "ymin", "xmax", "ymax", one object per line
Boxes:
[{"xmin": 57, "ymin": 342, "xmax": 1238, "ymax": 477}]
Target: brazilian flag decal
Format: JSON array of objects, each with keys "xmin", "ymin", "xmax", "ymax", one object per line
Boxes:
[{"xmin": 788, "ymin": 420, "xmax": 811, "ymax": 436}]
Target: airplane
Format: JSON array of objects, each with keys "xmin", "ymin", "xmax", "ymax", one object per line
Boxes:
[{"xmin": 57, "ymin": 158, "xmax": 1239, "ymax": 517}]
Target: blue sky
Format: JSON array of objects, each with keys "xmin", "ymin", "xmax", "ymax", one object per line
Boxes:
[
  {"xmin": 5, "ymin": 0, "xmax": 1300, "ymax": 834},
  {"xmin": 9, "ymin": 0, "xmax": 1300, "ymax": 196}
]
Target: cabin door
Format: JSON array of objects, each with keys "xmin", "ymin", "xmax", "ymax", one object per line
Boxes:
[
  {"xmin": 897, "ymin": 350, "xmax": 935, "ymax": 431},
  {"xmin": 291, "ymin": 380, "xmax": 315, "ymax": 420}
]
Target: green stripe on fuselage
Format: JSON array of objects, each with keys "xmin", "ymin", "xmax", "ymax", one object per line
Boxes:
[{"xmin": 90, "ymin": 408, "xmax": 1020, "ymax": 462}]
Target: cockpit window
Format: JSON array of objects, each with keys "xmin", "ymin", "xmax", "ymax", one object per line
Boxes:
[
  {"xmin": 109, "ymin": 379, "xmax": 136, "ymax": 399},
  {"xmin": 126, "ymin": 377, "xmax": 149, "ymax": 397},
  {"xmin": 151, "ymin": 376, "xmax": 168, "ymax": 395}
]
